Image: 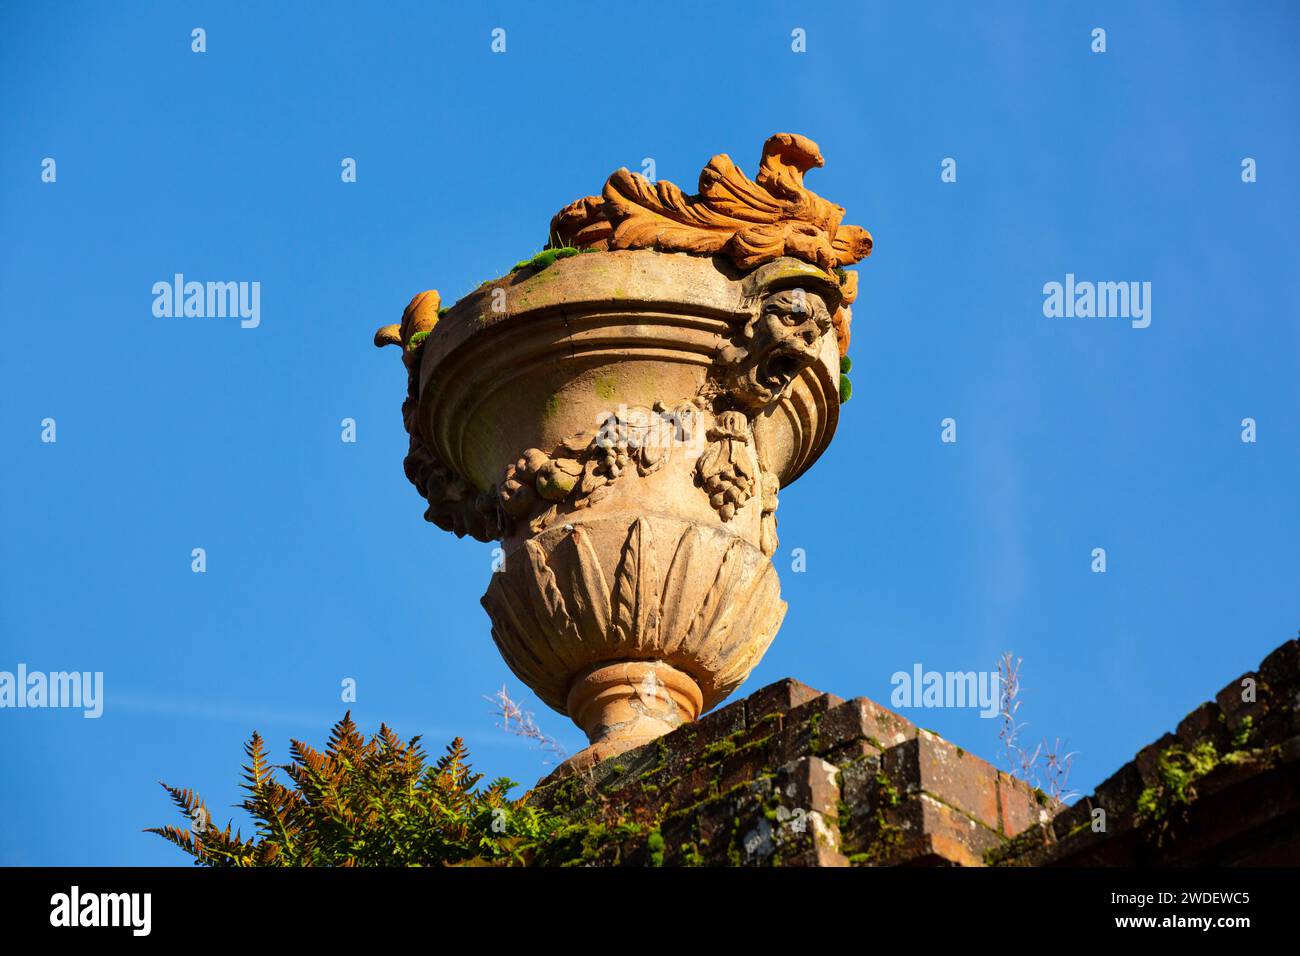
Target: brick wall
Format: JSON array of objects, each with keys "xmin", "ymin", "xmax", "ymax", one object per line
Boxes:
[
  {"xmin": 532, "ymin": 677, "xmax": 1043, "ymax": 866},
  {"xmin": 532, "ymin": 637, "xmax": 1299, "ymax": 866},
  {"xmin": 993, "ymin": 638, "xmax": 1300, "ymax": 866}
]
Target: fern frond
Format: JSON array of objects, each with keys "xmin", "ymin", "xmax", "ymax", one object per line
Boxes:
[{"xmin": 151, "ymin": 715, "xmax": 563, "ymax": 867}]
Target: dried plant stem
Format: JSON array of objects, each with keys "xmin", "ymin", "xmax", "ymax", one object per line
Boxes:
[
  {"xmin": 485, "ymin": 685, "xmax": 568, "ymax": 763},
  {"xmin": 997, "ymin": 653, "xmax": 1079, "ymax": 805}
]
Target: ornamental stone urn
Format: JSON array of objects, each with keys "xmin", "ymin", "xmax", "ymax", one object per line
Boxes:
[{"xmin": 375, "ymin": 133, "xmax": 872, "ymax": 772}]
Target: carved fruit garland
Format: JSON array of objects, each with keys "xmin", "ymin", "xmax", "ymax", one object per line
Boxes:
[
  {"xmin": 500, "ymin": 403, "xmax": 700, "ymax": 534},
  {"xmin": 499, "ymin": 403, "xmax": 781, "ymax": 551},
  {"xmin": 695, "ymin": 411, "xmax": 756, "ymax": 522}
]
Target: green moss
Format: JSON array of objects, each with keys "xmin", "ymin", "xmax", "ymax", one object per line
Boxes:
[
  {"xmin": 808, "ymin": 710, "xmax": 823, "ymax": 755},
  {"xmin": 876, "ymin": 771, "xmax": 901, "ymax": 808},
  {"xmin": 1064, "ymin": 817, "xmax": 1093, "ymax": 840},
  {"xmin": 1222, "ymin": 749, "xmax": 1256, "ymax": 767},
  {"xmin": 840, "ymin": 354, "xmax": 852, "ymax": 374},
  {"xmin": 1135, "ymin": 740, "xmax": 1220, "ymax": 833},
  {"xmin": 848, "ymin": 771, "xmax": 904, "ymax": 864},
  {"xmin": 533, "ymin": 819, "xmax": 650, "ymax": 867},
  {"xmin": 512, "ymin": 245, "xmax": 583, "ymax": 274},
  {"xmin": 1231, "ymin": 715, "xmax": 1254, "ymax": 749},
  {"xmin": 408, "ymin": 330, "xmax": 430, "ymax": 351},
  {"xmin": 542, "ymin": 771, "xmax": 596, "ymax": 816},
  {"xmin": 701, "ymin": 739, "xmax": 737, "ymax": 762},
  {"xmin": 984, "ymin": 823, "xmax": 1051, "ymax": 866},
  {"xmin": 646, "ymin": 829, "xmax": 665, "ymax": 866},
  {"xmin": 651, "ymin": 735, "xmax": 671, "ymax": 773},
  {"xmin": 594, "ymin": 375, "xmax": 618, "ymax": 401},
  {"xmin": 839, "ymin": 374, "xmax": 852, "ymax": 403},
  {"xmin": 437, "ymin": 306, "xmax": 450, "ymax": 318}
]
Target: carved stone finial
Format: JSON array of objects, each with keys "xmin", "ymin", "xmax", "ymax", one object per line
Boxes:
[
  {"xmin": 551, "ymin": 132, "xmax": 872, "ymax": 274},
  {"xmin": 550, "ymin": 132, "xmax": 870, "ymax": 358},
  {"xmin": 373, "ymin": 135, "xmax": 870, "ymax": 772}
]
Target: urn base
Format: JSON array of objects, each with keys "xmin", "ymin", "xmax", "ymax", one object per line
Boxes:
[{"xmin": 559, "ymin": 660, "xmax": 703, "ymax": 774}]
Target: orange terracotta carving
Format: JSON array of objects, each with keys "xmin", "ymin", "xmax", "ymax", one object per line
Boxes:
[
  {"xmin": 374, "ymin": 289, "xmax": 441, "ymax": 367},
  {"xmin": 551, "ymin": 132, "xmax": 870, "ymax": 356}
]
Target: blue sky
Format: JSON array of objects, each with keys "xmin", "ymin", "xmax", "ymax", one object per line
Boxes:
[{"xmin": 2, "ymin": 1, "xmax": 1297, "ymax": 865}]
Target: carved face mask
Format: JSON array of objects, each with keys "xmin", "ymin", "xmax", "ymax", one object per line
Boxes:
[{"xmin": 722, "ymin": 287, "xmax": 834, "ymax": 408}]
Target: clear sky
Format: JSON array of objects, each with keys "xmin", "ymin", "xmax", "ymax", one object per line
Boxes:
[{"xmin": 2, "ymin": 1, "xmax": 1297, "ymax": 865}]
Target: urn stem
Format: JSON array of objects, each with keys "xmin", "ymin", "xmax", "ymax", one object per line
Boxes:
[{"xmin": 562, "ymin": 660, "xmax": 704, "ymax": 772}]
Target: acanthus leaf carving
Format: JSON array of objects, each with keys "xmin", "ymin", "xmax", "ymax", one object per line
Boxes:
[
  {"xmin": 485, "ymin": 573, "xmax": 560, "ymax": 680},
  {"xmin": 657, "ymin": 524, "xmax": 709, "ymax": 658},
  {"xmin": 685, "ymin": 537, "xmax": 748, "ymax": 659},
  {"xmin": 561, "ymin": 525, "xmax": 611, "ymax": 651},
  {"xmin": 712, "ymin": 564, "xmax": 785, "ymax": 695},
  {"xmin": 610, "ymin": 517, "xmax": 659, "ymax": 654},
  {"xmin": 521, "ymin": 539, "xmax": 582, "ymax": 659},
  {"xmin": 549, "ymin": 133, "xmax": 868, "ymax": 363},
  {"xmin": 480, "ymin": 518, "xmax": 786, "ymax": 715},
  {"xmin": 551, "ymin": 133, "xmax": 872, "ymax": 278}
]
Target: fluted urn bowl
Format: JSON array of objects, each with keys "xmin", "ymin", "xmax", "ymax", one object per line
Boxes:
[{"xmin": 406, "ymin": 248, "xmax": 845, "ymax": 769}]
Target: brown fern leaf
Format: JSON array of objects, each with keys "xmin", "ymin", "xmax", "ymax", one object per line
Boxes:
[
  {"xmin": 327, "ymin": 711, "xmax": 366, "ymax": 759},
  {"xmin": 158, "ymin": 782, "xmax": 205, "ymax": 820},
  {"xmin": 242, "ymin": 732, "xmax": 273, "ymax": 790},
  {"xmin": 145, "ymin": 824, "xmax": 196, "ymax": 854}
]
